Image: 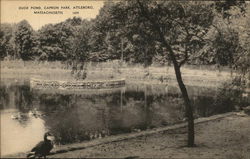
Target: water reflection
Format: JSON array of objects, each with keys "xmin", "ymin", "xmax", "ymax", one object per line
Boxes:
[{"xmin": 0, "ymin": 81, "xmax": 229, "ymax": 155}]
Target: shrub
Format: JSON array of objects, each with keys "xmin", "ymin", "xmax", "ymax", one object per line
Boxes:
[{"xmin": 213, "ymin": 76, "xmax": 249, "ymax": 113}]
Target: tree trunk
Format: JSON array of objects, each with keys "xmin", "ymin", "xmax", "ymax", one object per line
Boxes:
[
  {"xmin": 163, "ymin": 39, "xmax": 195, "ymax": 147},
  {"xmin": 172, "ymin": 63, "xmax": 195, "ymax": 147},
  {"xmin": 136, "ymin": 0, "xmax": 195, "ymax": 146},
  {"xmin": 159, "ymin": 29, "xmax": 195, "ymax": 147}
]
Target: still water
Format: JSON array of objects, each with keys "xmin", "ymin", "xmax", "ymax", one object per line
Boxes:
[{"xmin": 0, "ymin": 80, "xmax": 232, "ymax": 156}]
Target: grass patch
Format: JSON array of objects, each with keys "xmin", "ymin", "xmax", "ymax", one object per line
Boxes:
[{"xmin": 1, "ymin": 60, "xmax": 232, "ymax": 87}]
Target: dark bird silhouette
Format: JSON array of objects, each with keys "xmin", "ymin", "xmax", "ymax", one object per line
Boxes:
[{"xmin": 27, "ymin": 132, "xmax": 54, "ymax": 159}]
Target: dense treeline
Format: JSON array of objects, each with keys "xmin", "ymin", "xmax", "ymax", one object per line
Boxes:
[{"xmin": 0, "ymin": 1, "xmax": 249, "ymax": 71}]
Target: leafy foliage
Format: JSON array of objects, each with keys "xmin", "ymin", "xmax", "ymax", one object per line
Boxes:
[
  {"xmin": 103, "ymin": 1, "xmax": 217, "ymax": 67},
  {"xmin": 214, "ymin": 76, "xmax": 249, "ymax": 113},
  {"xmin": 215, "ymin": 0, "xmax": 246, "ymax": 19},
  {"xmin": 212, "ymin": 27, "xmax": 241, "ymax": 66},
  {"xmin": 0, "ymin": 2, "xmax": 248, "ymax": 74},
  {"xmin": 0, "ymin": 23, "xmax": 15, "ymax": 60},
  {"xmin": 14, "ymin": 20, "xmax": 37, "ymax": 60},
  {"xmin": 233, "ymin": 5, "xmax": 250, "ymax": 75},
  {"xmin": 38, "ymin": 21, "xmax": 77, "ymax": 61}
]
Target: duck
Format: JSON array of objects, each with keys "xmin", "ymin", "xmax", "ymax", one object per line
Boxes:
[
  {"xmin": 11, "ymin": 114, "xmax": 21, "ymax": 120},
  {"xmin": 28, "ymin": 109, "xmax": 43, "ymax": 118},
  {"xmin": 27, "ymin": 132, "xmax": 55, "ymax": 159},
  {"xmin": 28, "ymin": 111, "xmax": 33, "ymax": 116},
  {"xmin": 11, "ymin": 112, "xmax": 24, "ymax": 120}
]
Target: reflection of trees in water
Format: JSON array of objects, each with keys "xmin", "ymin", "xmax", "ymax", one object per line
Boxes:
[
  {"xmin": 0, "ymin": 85, "xmax": 9, "ymax": 109},
  {"xmin": 39, "ymin": 94, "xmax": 110, "ymax": 144},
  {"xmin": 107, "ymin": 90, "xmax": 155, "ymax": 134},
  {"xmin": 13, "ymin": 85, "xmax": 34, "ymax": 126},
  {"xmin": 192, "ymin": 96, "xmax": 215, "ymax": 117},
  {"xmin": 38, "ymin": 94, "xmax": 73, "ymax": 113},
  {"xmin": 12, "ymin": 84, "xmax": 234, "ymax": 144},
  {"xmin": 15, "ymin": 85, "xmax": 34, "ymax": 112},
  {"xmin": 0, "ymin": 83, "xmax": 238, "ymax": 145},
  {"xmin": 39, "ymin": 91, "xmax": 156, "ymax": 144},
  {"xmin": 151, "ymin": 95, "xmax": 185, "ymax": 126},
  {"xmin": 0, "ymin": 84, "xmax": 33, "ymax": 126},
  {"xmin": 45, "ymin": 108, "xmax": 85, "ymax": 144},
  {"xmin": 192, "ymin": 94, "xmax": 237, "ymax": 117}
]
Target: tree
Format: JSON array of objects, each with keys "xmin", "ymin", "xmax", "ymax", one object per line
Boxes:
[
  {"xmin": 107, "ymin": 0, "xmax": 215, "ymax": 146},
  {"xmin": 70, "ymin": 19, "xmax": 92, "ymax": 80},
  {"xmin": 87, "ymin": 2, "xmax": 114, "ymax": 62},
  {"xmin": 0, "ymin": 23, "xmax": 15, "ymax": 60},
  {"xmin": 192, "ymin": 0, "xmax": 248, "ymax": 76},
  {"xmin": 37, "ymin": 19, "xmax": 78, "ymax": 61},
  {"xmin": 98, "ymin": 2, "xmax": 157, "ymax": 66},
  {"xmin": 208, "ymin": 26, "xmax": 241, "ymax": 67},
  {"xmin": 14, "ymin": 20, "xmax": 36, "ymax": 60},
  {"xmin": 232, "ymin": 3, "xmax": 250, "ymax": 87},
  {"xmin": 71, "ymin": 19, "xmax": 92, "ymax": 62},
  {"xmin": 229, "ymin": 2, "xmax": 249, "ymax": 76},
  {"xmin": 214, "ymin": 0, "xmax": 246, "ymax": 19},
  {"xmin": 37, "ymin": 24, "xmax": 64, "ymax": 61}
]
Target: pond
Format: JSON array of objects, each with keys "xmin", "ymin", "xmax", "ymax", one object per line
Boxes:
[{"xmin": 0, "ymin": 79, "xmax": 234, "ymax": 156}]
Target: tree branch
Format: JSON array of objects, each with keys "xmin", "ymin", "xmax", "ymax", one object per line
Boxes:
[
  {"xmin": 135, "ymin": 0, "xmax": 179, "ymax": 68},
  {"xmin": 179, "ymin": 48, "xmax": 189, "ymax": 67}
]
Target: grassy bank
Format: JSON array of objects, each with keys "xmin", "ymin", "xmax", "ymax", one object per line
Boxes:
[{"xmin": 1, "ymin": 60, "xmax": 232, "ymax": 87}]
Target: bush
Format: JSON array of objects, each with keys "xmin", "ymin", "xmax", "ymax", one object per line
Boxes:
[{"xmin": 213, "ymin": 76, "xmax": 249, "ymax": 113}]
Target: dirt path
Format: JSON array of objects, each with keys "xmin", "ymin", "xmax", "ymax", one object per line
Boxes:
[{"xmin": 47, "ymin": 113, "xmax": 249, "ymax": 159}]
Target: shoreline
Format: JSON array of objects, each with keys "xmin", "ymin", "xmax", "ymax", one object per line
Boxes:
[{"xmin": 3, "ymin": 111, "xmax": 239, "ymax": 158}]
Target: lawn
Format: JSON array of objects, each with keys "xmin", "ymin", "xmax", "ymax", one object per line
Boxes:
[{"xmin": 1, "ymin": 60, "xmax": 232, "ymax": 88}]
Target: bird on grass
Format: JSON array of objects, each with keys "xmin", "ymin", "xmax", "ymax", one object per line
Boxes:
[{"xmin": 27, "ymin": 132, "xmax": 55, "ymax": 159}]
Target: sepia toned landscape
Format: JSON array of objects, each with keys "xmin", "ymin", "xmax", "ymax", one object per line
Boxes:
[{"xmin": 1, "ymin": 0, "xmax": 250, "ymax": 158}]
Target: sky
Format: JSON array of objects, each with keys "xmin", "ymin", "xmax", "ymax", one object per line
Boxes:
[{"xmin": 1, "ymin": 0, "xmax": 104, "ymax": 30}]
